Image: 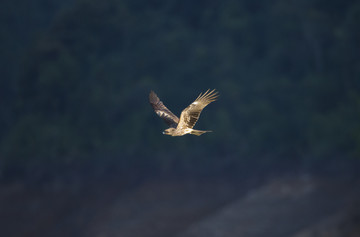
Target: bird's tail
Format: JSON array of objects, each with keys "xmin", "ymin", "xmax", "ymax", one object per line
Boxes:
[{"xmin": 190, "ymin": 129, "xmax": 212, "ymax": 136}]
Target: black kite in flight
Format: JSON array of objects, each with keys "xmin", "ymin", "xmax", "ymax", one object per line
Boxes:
[{"xmin": 149, "ymin": 89, "xmax": 219, "ymax": 136}]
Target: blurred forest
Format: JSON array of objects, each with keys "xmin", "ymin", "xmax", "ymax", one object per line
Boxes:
[{"xmin": 1, "ymin": 0, "xmax": 360, "ymax": 182}]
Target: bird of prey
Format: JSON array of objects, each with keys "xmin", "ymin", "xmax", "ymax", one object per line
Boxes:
[{"xmin": 149, "ymin": 89, "xmax": 219, "ymax": 136}]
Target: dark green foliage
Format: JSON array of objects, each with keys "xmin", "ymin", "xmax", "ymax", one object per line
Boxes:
[{"xmin": 0, "ymin": 0, "xmax": 359, "ymax": 179}]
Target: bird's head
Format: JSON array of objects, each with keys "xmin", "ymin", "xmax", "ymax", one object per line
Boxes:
[{"xmin": 163, "ymin": 128, "xmax": 176, "ymax": 135}]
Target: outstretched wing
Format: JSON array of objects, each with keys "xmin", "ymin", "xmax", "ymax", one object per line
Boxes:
[
  {"xmin": 177, "ymin": 89, "xmax": 219, "ymax": 130},
  {"xmin": 149, "ymin": 91, "xmax": 179, "ymax": 128}
]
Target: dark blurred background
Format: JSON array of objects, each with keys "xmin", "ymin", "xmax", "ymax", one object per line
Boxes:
[{"xmin": 1, "ymin": 0, "xmax": 360, "ymax": 236}]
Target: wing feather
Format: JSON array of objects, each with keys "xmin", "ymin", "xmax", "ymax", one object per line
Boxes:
[
  {"xmin": 177, "ymin": 89, "xmax": 219, "ymax": 129},
  {"xmin": 149, "ymin": 91, "xmax": 179, "ymax": 128}
]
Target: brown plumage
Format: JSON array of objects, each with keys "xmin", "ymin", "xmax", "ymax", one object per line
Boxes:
[{"xmin": 149, "ymin": 89, "xmax": 219, "ymax": 136}]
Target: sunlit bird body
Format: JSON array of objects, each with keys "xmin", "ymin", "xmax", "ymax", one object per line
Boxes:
[{"xmin": 149, "ymin": 89, "xmax": 219, "ymax": 136}]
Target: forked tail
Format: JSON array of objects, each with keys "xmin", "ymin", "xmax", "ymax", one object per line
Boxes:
[{"xmin": 190, "ymin": 129, "xmax": 212, "ymax": 136}]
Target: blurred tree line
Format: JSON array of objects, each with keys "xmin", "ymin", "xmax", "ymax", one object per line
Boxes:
[{"xmin": 0, "ymin": 0, "xmax": 359, "ymax": 181}]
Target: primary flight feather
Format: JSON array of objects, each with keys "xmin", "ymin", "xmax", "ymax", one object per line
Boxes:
[{"xmin": 149, "ymin": 89, "xmax": 219, "ymax": 136}]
